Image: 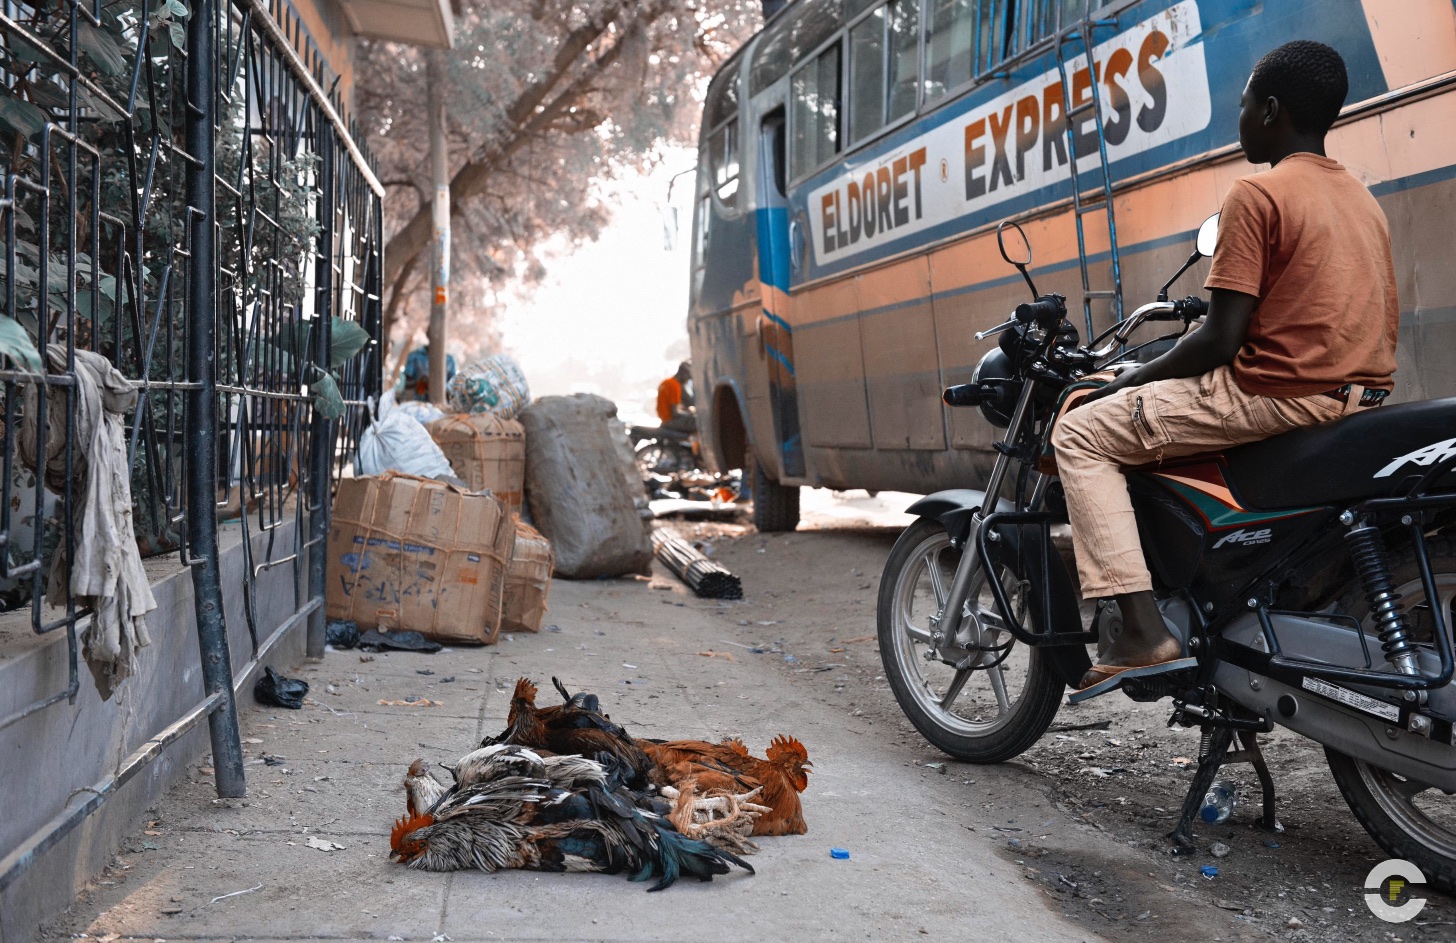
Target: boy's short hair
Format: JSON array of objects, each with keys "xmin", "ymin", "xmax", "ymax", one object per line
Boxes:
[{"xmin": 1249, "ymin": 40, "xmax": 1349, "ymax": 135}]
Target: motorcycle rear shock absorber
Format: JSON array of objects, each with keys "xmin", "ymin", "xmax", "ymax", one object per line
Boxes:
[{"xmin": 1342, "ymin": 515, "xmax": 1418, "ymax": 673}]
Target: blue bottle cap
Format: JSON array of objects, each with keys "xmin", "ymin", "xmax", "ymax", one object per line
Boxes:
[
  {"xmin": 1199, "ymin": 806, "xmax": 1221, "ymax": 823},
  {"xmin": 830, "ymin": 848, "xmax": 850, "ymax": 859},
  {"xmin": 1200, "ymin": 865, "xmax": 1219, "ymax": 878}
]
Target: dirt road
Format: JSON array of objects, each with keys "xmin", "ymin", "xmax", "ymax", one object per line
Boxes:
[
  {"xmin": 664, "ymin": 491, "xmax": 1453, "ymax": 943},
  {"xmin": 40, "ymin": 492, "xmax": 1450, "ymax": 943}
]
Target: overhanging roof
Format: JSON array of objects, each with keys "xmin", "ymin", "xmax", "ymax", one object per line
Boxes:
[{"xmin": 337, "ymin": 0, "xmax": 454, "ymax": 49}]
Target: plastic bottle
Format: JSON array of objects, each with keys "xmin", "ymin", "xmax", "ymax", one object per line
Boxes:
[{"xmin": 1199, "ymin": 782, "xmax": 1237, "ymax": 824}]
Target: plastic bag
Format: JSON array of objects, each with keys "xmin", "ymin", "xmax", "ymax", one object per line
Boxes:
[
  {"xmin": 448, "ymin": 353, "xmax": 530, "ymax": 420},
  {"xmin": 356, "ymin": 391, "xmax": 456, "ymax": 478},
  {"xmin": 357, "ymin": 629, "xmax": 443, "ymax": 653},
  {"xmin": 395, "ymin": 399, "xmax": 448, "ymax": 425},
  {"xmin": 325, "ymin": 619, "xmax": 360, "ymax": 649},
  {"xmin": 254, "ymin": 666, "xmax": 309, "ymax": 709}
]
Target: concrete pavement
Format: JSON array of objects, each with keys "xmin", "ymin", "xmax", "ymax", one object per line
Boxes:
[{"xmin": 43, "ymin": 566, "xmax": 1101, "ymax": 943}]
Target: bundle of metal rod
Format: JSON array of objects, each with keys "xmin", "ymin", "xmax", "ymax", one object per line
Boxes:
[{"xmin": 652, "ymin": 531, "xmax": 743, "ymax": 600}]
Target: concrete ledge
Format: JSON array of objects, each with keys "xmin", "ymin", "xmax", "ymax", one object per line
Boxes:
[{"xmin": 0, "ymin": 516, "xmax": 314, "ymax": 943}]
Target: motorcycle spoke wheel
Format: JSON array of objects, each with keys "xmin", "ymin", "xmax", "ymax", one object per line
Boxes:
[{"xmin": 878, "ymin": 517, "xmax": 1063, "ymax": 762}]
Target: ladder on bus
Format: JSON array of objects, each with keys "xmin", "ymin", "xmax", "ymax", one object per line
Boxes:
[{"xmin": 1054, "ymin": 11, "xmax": 1124, "ymax": 340}]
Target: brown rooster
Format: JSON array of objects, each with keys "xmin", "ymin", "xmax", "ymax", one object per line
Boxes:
[
  {"xmin": 484, "ymin": 678, "xmax": 657, "ymax": 789},
  {"xmin": 643, "ymin": 735, "xmax": 811, "ymax": 836}
]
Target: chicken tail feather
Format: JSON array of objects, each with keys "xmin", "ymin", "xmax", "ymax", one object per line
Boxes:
[{"xmin": 645, "ymin": 825, "xmax": 755, "ymax": 892}]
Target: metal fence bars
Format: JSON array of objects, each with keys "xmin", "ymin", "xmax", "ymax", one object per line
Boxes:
[{"xmin": 0, "ymin": 0, "xmax": 382, "ymax": 889}]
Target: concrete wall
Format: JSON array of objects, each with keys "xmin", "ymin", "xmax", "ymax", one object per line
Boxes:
[{"xmin": 0, "ymin": 517, "xmax": 314, "ymax": 943}]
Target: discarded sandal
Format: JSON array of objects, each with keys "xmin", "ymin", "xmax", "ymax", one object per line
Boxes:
[{"xmin": 1067, "ymin": 657, "xmax": 1198, "ymax": 704}]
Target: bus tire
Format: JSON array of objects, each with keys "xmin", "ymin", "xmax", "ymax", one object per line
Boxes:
[{"xmin": 751, "ymin": 453, "xmax": 799, "ymax": 532}]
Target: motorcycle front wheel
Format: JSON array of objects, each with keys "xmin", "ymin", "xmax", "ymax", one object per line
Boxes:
[{"xmin": 877, "ymin": 516, "xmax": 1064, "ymax": 763}]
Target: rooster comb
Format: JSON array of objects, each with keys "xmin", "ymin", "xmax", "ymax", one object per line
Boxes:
[
  {"xmin": 512, "ymin": 677, "xmax": 539, "ymax": 704},
  {"xmin": 767, "ymin": 735, "xmax": 810, "ymax": 765},
  {"xmin": 390, "ymin": 811, "xmax": 433, "ymax": 856}
]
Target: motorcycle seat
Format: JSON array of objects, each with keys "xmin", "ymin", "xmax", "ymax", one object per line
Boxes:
[{"xmin": 1221, "ymin": 396, "xmax": 1456, "ymax": 510}]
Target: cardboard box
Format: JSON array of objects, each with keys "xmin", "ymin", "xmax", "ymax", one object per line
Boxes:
[
  {"xmin": 326, "ymin": 473, "xmax": 516, "ymax": 644},
  {"xmin": 501, "ymin": 519, "xmax": 554, "ymax": 636},
  {"xmin": 426, "ymin": 414, "xmax": 526, "ymax": 515}
]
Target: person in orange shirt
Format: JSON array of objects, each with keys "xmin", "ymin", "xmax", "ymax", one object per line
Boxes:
[
  {"xmin": 656, "ymin": 362, "xmax": 697, "ymax": 434},
  {"xmin": 1051, "ymin": 41, "xmax": 1399, "ymax": 698}
]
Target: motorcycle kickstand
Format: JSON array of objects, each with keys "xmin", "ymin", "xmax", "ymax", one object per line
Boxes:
[
  {"xmin": 1226, "ymin": 730, "xmax": 1283, "ymax": 835},
  {"xmin": 1169, "ymin": 725, "xmax": 1234, "ymax": 853}
]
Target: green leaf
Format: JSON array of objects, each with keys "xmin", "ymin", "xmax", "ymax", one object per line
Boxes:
[
  {"xmin": 272, "ymin": 316, "xmax": 371, "ymax": 369},
  {"xmin": 4, "ymin": 32, "xmax": 49, "ymax": 65},
  {"xmin": 0, "ymin": 314, "xmax": 42, "ymax": 371},
  {"xmin": 167, "ymin": 0, "xmax": 190, "ymax": 18},
  {"xmin": 169, "ymin": 22, "xmax": 185, "ymax": 51},
  {"xmin": 76, "ymin": 21, "xmax": 129, "ymax": 77},
  {"xmin": 25, "ymin": 80, "xmax": 68, "ymax": 110},
  {"xmin": 308, "ymin": 366, "xmax": 344, "ymax": 419},
  {"xmin": 0, "ymin": 88, "xmax": 47, "ymax": 138},
  {"xmin": 329, "ymin": 318, "xmax": 370, "ymax": 367}
]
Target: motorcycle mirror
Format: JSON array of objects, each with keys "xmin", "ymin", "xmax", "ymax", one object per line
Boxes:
[
  {"xmin": 1157, "ymin": 213, "xmax": 1222, "ymax": 301},
  {"xmin": 996, "ymin": 220, "xmax": 1039, "ymax": 297},
  {"xmin": 997, "ymin": 220, "xmax": 1032, "ymax": 266},
  {"xmin": 1195, "ymin": 213, "xmax": 1220, "ymax": 258}
]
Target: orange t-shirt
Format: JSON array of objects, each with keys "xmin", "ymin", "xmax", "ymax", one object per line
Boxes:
[
  {"xmin": 656, "ymin": 377, "xmax": 683, "ymax": 423},
  {"xmin": 1204, "ymin": 153, "xmax": 1398, "ymax": 398}
]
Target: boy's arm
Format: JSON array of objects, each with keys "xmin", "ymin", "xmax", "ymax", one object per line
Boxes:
[{"xmin": 1080, "ymin": 288, "xmax": 1257, "ymax": 404}]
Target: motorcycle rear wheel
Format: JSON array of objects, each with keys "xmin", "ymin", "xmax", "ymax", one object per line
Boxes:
[
  {"xmin": 1326, "ymin": 539, "xmax": 1456, "ymax": 893},
  {"xmin": 877, "ymin": 516, "xmax": 1064, "ymax": 763}
]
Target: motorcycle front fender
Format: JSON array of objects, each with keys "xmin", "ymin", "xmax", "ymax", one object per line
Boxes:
[{"xmin": 906, "ymin": 489, "xmax": 1092, "ymax": 688}]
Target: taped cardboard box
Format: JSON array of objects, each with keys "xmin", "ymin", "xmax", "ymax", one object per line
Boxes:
[
  {"xmin": 427, "ymin": 413, "xmax": 526, "ymax": 515},
  {"xmin": 501, "ymin": 520, "xmax": 554, "ymax": 636},
  {"xmin": 326, "ymin": 472, "xmax": 516, "ymax": 644}
]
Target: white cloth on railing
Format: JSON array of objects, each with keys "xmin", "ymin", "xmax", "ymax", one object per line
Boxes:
[{"xmin": 21, "ymin": 346, "xmax": 156, "ymax": 699}]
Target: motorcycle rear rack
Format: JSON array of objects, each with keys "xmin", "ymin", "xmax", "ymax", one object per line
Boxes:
[{"xmin": 975, "ymin": 510, "xmax": 1097, "ymax": 648}]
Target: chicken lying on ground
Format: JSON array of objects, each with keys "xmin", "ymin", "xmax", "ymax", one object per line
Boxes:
[
  {"xmin": 391, "ymin": 745, "xmax": 753, "ymax": 891},
  {"xmin": 642, "ymin": 735, "xmax": 812, "ymax": 837},
  {"xmin": 484, "ymin": 678, "xmax": 658, "ymax": 789}
]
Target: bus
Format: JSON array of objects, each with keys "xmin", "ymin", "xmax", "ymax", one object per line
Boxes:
[{"xmin": 685, "ymin": 0, "xmax": 1456, "ymax": 530}]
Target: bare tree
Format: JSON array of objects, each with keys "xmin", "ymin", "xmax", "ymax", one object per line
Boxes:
[{"xmin": 355, "ymin": 0, "xmax": 760, "ymax": 354}]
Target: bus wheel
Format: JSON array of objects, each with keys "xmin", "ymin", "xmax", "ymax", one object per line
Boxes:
[{"xmin": 750, "ymin": 452, "xmax": 799, "ymax": 532}]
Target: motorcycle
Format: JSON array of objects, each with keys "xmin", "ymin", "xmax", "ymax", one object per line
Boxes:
[
  {"xmin": 627, "ymin": 422, "xmax": 743, "ymax": 505},
  {"xmin": 877, "ymin": 215, "xmax": 1456, "ymax": 888}
]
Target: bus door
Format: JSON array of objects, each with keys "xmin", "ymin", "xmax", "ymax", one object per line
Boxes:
[{"xmin": 754, "ymin": 111, "xmax": 805, "ymax": 479}]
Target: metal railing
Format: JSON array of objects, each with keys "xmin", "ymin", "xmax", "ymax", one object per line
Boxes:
[{"xmin": 0, "ymin": 0, "xmax": 381, "ymax": 887}]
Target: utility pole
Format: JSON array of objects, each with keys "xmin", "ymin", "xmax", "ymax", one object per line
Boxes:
[{"xmin": 426, "ymin": 49, "xmax": 450, "ymax": 406}]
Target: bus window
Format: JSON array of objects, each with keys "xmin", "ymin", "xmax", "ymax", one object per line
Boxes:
[
  {"xmin": 710, "ymin": 121, "xmax": 740, "ymax": 205},
  {"xmin": 848, "ymin": 6, "xmax": 886, "ymax": 144},
  {"xmin": 693, "ymin": 193, "xmax": 711, "ymax": 267},
  {"xmin": 790, "ymin": 41, "xmax": 843, "ymax": 180},
  {"xmin": 887, "ymin": 0, "xmax": 919, "ymax": 121},
  {"xmin": 925, "ymin": 0, "xmax": 976, "ymax": 102},
  {"xmin": 848, "ymin": 0, "xmax": 919, "ymax": 145},
  {"xmin": 751, "ymin": 0, "xmax": 845, "ymax": 96}
]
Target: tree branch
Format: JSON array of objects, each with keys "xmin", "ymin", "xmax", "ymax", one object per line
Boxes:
[{"xmin": 381, "ymin": 0, "xmax": 667, "ymax": 283}]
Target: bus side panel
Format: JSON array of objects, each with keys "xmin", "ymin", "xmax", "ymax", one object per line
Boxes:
[
  {"xmin": 792, "ymin": 277, "xmax": 872, "ymax": 450},
  {"xmin": 857, "ymin": 258, "xmax": 945, "ymax": 451}
]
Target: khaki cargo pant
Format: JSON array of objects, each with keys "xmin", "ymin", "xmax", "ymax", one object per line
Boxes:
[{"xmin": 1049, "ymin": 365, "xmax": 1371, "ymax": 598}]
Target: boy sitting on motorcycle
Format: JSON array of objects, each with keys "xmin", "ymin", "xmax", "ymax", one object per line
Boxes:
[{"xmin": 1051, "ymin": 40, "xmax": 1400, "ymax": 697}]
